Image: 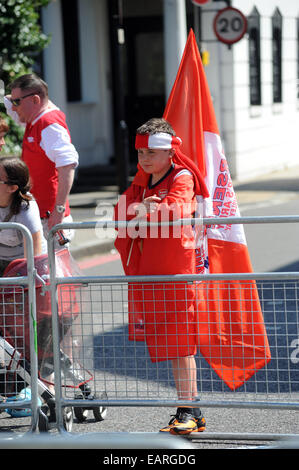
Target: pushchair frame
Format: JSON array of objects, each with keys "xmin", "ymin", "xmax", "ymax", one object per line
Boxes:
[
  {"xmin": 0, "ymin": 223, "xmax": 106, "ymax": 432},
  {"xmin": 0, "ymin": 222, "xmax": 40, "ymax": 430}
]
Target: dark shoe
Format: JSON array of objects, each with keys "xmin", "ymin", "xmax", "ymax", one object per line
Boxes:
[
  {"xmin": 160, "ymin": 407, "xmax": 206, "ymax": 434},
  {"xmin": 170, "ymin": 415, "xmax": 206, "ymax": 435},
  {"xmin": 159, "ymin": 414, "xmax": 181, "ymax": 433}
]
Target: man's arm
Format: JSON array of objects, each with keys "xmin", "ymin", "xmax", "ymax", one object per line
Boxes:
[
  {"xmin": 40, "ymin": 123, "xmax": 79, "ymax": 228},
  {"xmin": 47, "ymin": 163, "xmax": 76, "ymax": 229}
]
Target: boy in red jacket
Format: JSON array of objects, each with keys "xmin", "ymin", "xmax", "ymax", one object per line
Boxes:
[{"xmin": 114, "ymin": 118, "xmax": 208, "ymax": 434}]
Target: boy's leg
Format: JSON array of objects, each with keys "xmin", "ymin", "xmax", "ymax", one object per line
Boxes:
[
  {"xmin": 171, "ymin": 355, "xmax": 198, "ymax": 400},
  {"xmin": 159, "ymin": 355, "xmax": 206, "ymax": 434}
]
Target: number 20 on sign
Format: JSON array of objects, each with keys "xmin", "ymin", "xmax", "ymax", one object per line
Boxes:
[{"xmin": 213, "ymin": 7, "xmax": 247, "ymax": 46}]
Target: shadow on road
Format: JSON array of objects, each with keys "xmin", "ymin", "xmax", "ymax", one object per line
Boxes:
[
  {"xmin": 235, "ymin": 178, "xmax": 299, "ymax": 193},
  {"xmin": 92, "ymin": 278, "xmax": 299, "ymax": 397}
]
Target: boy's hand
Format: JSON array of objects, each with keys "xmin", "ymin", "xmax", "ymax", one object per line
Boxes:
[
  {"xmin": 143, "ymin": 195, "xmax": 161, "ymax": 214},
  {"xmin": 134, "ymin": 195, "xmax": 161, "ymax": 217}
]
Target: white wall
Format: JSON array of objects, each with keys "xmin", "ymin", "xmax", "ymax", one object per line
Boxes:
[
  {"xmin": 41, "ymin": 1, "xmax": 67, "ymax": 112},
  {"xmin": 200, "ymin": 7, "xmax": 237, "ymax": 175},
  {"xmin": 233, "ymin": 0, "xmax": 299, "ymax": 180},
  {"xmin": 66, "ymin": 0, "xmax": 114, "ymax": 167},
  {"xmin": 42, "ymin": 0, "xmax": 114, "ymax": 168},
  {"xmin": 163, "ymin": 0, "xmax": 187, "ymax": 99},
  {"xmin": 201, "ymin": 0, "xmax": 299, "ymax": 180},
  {"xmin": 42, "ymin": 0, "xmax": 299, "ymax": 177}
]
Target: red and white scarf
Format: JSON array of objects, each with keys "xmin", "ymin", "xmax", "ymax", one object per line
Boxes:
[{"xmin": 134, "ymin": 132, "xmax": 209, "ymax": 198}]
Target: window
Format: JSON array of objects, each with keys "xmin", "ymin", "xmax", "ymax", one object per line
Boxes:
[
  {"xmin": 272, "ymin": 8, "xmax": 282, "ymax": 103},
  {"xmin": 32, "ymin": 8, "xmax": 45, "ymax": 78},
  {"xmin": 248, "ymin": 7, "xmax": 261, "ymax": 105},
  {"xmin": 61, "ymin": 0, "xmax": 82, "ymax": 102}
]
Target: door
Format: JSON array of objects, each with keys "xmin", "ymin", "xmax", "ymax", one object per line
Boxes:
[{"xmin": 123, "ymin": 16, "xmax": 166, "ymax": 162}]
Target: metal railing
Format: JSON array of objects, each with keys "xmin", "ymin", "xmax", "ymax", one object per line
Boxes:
[
  {"xmin": 0, "ymin": 222, "xmax": 39, "ymax": 431},
  {"xmin": 45, "ymin": 216, "xmax": 299, "ymax": 442}
]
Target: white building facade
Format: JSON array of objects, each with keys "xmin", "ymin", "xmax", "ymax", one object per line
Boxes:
[
  {"xmin": 201, "ymin": 0, "xmax": 299, "ymax": 180},
  {"xmin": 40, "ymin": 0, "xmax": 299, "ymax": 186}
]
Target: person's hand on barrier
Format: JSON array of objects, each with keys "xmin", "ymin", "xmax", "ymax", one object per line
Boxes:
[
  {"xmin": 133, "ymin": 195, "xmax": 161, "ymax": 218},
  {"xmin": 142, "ymin": 195, "xmax": 161, "ymax": 214},
  {"xmin": 47, "ymin": 208, "xmax": 64, "ymax": 230}
]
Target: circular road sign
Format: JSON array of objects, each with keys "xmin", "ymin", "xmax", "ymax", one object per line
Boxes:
[{"xmin": 213, "ymin": 7, "xmax": 247, "ymax": 45}]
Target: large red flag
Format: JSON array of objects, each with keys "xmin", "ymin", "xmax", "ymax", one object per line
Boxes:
[{"xmin": 163, "ymin": 29, "xmax": 271, "ymax": 390}]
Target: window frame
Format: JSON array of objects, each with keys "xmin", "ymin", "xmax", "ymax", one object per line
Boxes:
[
  {"xmin": 61, "ymin": 0, "xmax": 82, "ymax": 102},
  {"xmin": 272, "ymin": 8, "xmax": 283, "ymax": 104},
  {"xmin": 248, "ymin": 7, "xmax": 262, "ymax": 106}
]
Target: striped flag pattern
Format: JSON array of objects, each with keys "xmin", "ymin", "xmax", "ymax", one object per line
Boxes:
[{"xmin": 163, "ymin": 29, "xmax": 271, "ymax": 390}]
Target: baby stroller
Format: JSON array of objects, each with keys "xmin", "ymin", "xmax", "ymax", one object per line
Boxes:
[{"xmin": 0, "ymin": 249, "xmax": 107, "ymax": 432}]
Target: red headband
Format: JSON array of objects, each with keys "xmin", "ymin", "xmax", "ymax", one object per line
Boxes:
[{"xmin": 135, "ymin": 132, "xmax": 182, "ymax": 150}]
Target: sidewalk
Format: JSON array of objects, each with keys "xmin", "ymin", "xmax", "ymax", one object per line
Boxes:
[
  {"xmin": 68, "ymin": 165, "xmax": 299, "ymax": 260},
  {"xmin": 69, "ymin": 188, "xmax": 118, "ymax": 259}
]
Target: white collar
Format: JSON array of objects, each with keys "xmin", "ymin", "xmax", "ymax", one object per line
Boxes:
[{"xmin": 31, "ymin": 106, "xmax": 59, "ymax": 126}]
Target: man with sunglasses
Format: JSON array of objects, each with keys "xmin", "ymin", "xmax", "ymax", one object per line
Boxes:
[{"xmin": 4, "ymin": 73, "xmax": 79, "ymax": 249}]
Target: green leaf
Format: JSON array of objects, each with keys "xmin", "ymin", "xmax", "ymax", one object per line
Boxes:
[{"xmin": 0, "ymin": 0, "xmax": 51, "ymax": 152}]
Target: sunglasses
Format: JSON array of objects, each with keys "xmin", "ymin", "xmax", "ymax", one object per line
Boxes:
[{"xmin": 10, "ymin": 92, "xmax": 36, "ymax": 107}]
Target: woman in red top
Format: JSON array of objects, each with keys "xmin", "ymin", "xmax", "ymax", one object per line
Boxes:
[{"xmin": 114, "ymin": 118, "xmax": 209, "ymax": 435}]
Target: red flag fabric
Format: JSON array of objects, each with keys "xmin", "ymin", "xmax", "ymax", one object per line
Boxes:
[{"xmin": 163, "ymin": 29, "xmax": 271, "ymax": 390}]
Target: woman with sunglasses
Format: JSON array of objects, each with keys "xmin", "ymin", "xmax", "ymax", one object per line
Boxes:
[{"xmin": 0, "ymin": 118, "xmax": 46, "ymax": 275}]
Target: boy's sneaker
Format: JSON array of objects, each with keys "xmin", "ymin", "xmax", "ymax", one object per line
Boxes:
[
  {"xmin": 159, "ymin": 414, "xmax": 181, "ymax": 433},
  {"xmin": 159, "ymin": 408, "xmax": 206, "ymax": 434}
]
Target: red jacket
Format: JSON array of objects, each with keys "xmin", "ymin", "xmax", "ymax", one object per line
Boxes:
[
  {"xmin": 114, "ymin": 164, "xmax": 201, "ymax": 276},
  {"xmin": 114, "ymin": 163, "xmax": 208, "ymax": 362},
  {"xmin": 22, "ymin": 109, "xmax": 72, "ymax": 218}
]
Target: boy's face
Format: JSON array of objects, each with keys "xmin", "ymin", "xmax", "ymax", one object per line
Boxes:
[{"xmin": 137, "ymin": 148, "xmax": 174, "ymax": 178}]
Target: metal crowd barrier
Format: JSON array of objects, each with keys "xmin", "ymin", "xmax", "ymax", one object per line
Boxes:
[
  {"xmin": 0, "ymin": 431, "xmax": 194, "ymax": 449},
  {"xmin": 6, "ymin": 216, "xmax": 299, "ymax": 445},
  {"xmin": 43, "ymin": 215, "xmax": 299, "ymax": 444},
  {"xmin": 0, "ymin": 223, "xmax": 39, "ymax": 431}
]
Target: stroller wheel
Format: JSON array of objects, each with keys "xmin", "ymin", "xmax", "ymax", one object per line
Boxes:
[
  {"xmin": 74, "ymin": 393, "xmax": 89, "ymax": 422},
  {"xmin": 93, "ymin": 406, "xmax": 107, "ymax": 422},
  {"xmin": 92, "ymin": 391, "xmax": 108, "ymax": 422},
  {"xmin": 38, "ymin": 407, "xmax": 49, "ymax": 432},
  {"xmin": 63, "ymin": 406, "xmax": 73, "ymax": 432}
]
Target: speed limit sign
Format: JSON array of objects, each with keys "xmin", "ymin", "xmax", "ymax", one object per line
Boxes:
[{"xmin": 213, "ymin": 7, "xmax": 247, "ymax": 45}]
